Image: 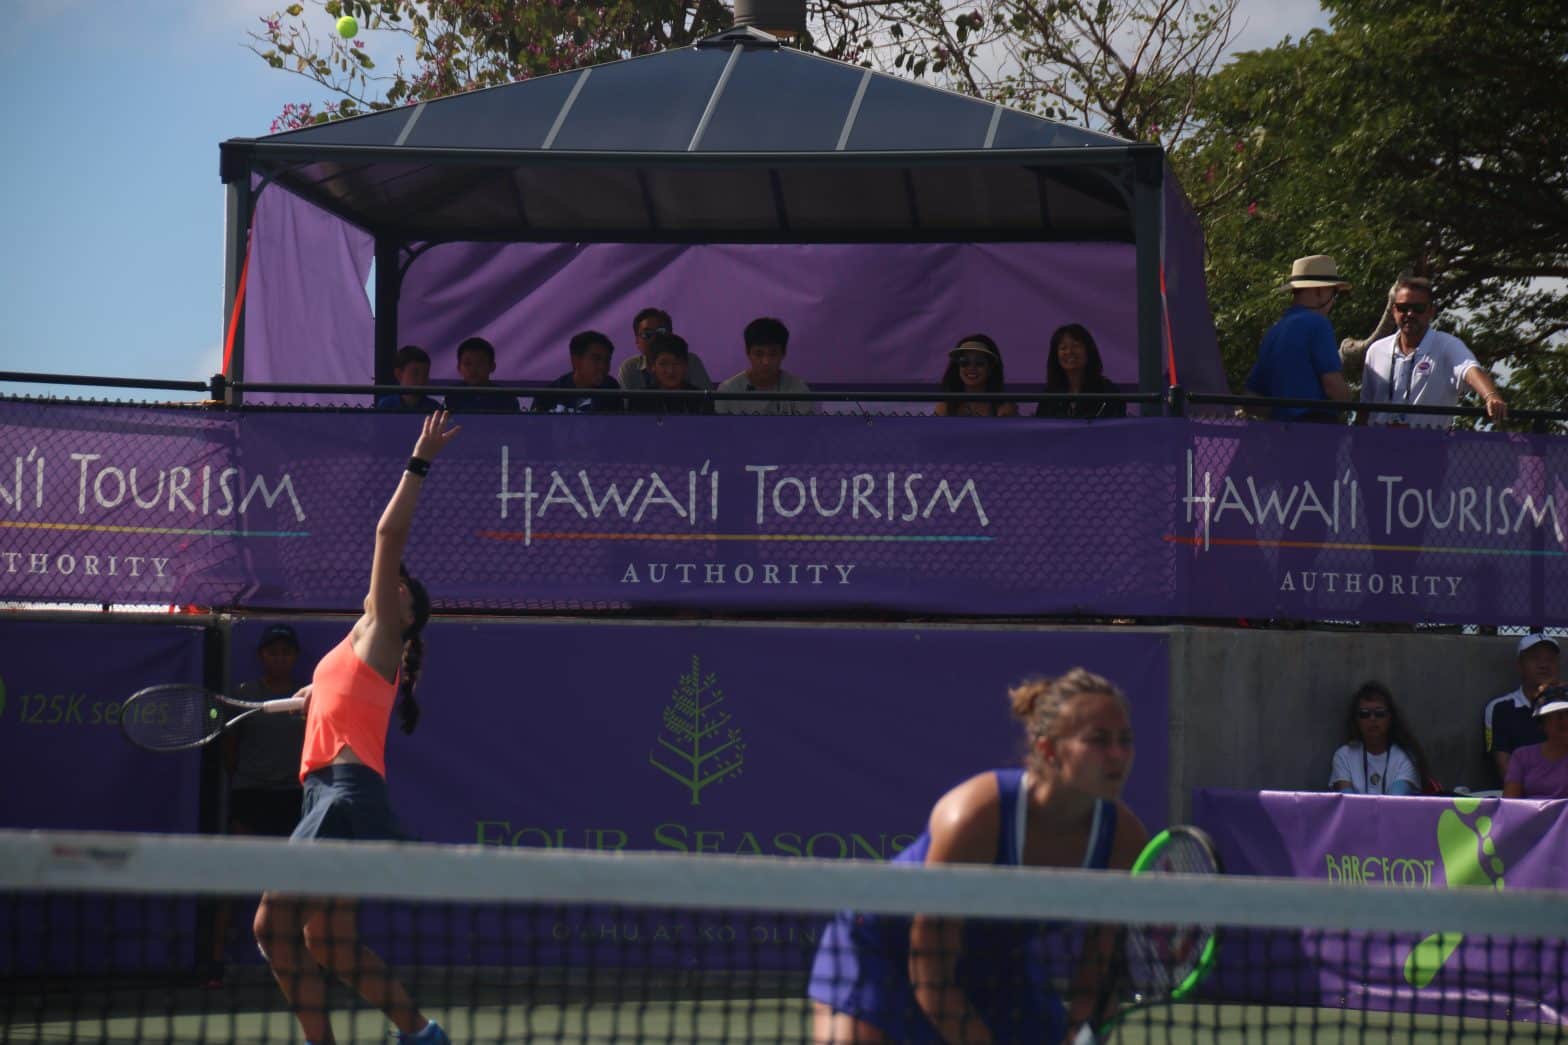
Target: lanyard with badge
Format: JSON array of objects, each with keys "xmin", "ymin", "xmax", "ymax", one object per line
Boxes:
[{"xmin": 1386, "ymin": 341, "xmax": 1431, "ymax": 426}]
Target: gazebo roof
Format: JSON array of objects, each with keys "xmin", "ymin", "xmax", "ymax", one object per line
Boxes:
[{"xmin": 220, "ymin": 28, "xmax": 1157, "ymax": 243}]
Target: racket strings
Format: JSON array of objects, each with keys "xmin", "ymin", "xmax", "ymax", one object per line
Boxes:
[{"xmin": 123, "ymin": 687, "xmax": 221, "ymax": 749}]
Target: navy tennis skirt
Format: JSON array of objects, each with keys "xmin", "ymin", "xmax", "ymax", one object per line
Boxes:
[{"xmin": 290, "ymin": 764, "xmax": 411, "ymax": 843}]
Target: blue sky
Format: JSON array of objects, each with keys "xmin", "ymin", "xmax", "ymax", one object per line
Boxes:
[{"xmin": 1, "ymin": 0, "xmax": 1329, "ymax": 401}]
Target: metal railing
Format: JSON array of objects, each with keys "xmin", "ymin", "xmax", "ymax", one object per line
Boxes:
[{"xmin": 2, "ymin": 369, "xmax": 1565, "ymax": 428}]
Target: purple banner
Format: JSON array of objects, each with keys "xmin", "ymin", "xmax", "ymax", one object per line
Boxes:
[
  {"xmin": 1194, "ymin": 788, "xmax": 1568, "ymax": 1026},
  {"xmin": 0, "ymin": 618, "xmax": 206, "ymax": 973},
  {"xmin": 4, "ymin": 401, "xmax": 1567, "ymax": 625},
  {"xmin": 0, "ymin": 618, "xmax": 206, "ymax": 831},
  {"xmin": 253, "ymin": 618, "xmax": 1168, "ymax": 967}
]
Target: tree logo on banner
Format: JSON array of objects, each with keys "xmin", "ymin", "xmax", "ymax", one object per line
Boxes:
[{"xmin": 649, "ymin": 655, "xmax": 745, "ymax": 805}]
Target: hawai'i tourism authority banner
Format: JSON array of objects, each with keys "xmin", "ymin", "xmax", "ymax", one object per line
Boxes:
[{"xmin": 2, "ymin": 400, "xmax": 1566, "ymax": 624}]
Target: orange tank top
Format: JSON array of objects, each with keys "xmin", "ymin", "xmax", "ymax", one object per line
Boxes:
[{"xmin": 299, "ymin": 635, "xmax": 398, "ymax": 781}]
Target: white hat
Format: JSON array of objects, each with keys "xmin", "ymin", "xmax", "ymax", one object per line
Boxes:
[
  {"xmin": 1282, "ymin": 255, "xmax": 1352, "ymax": 293},
  {"xmin": 1517, "ymin": 633, "xmax": 1558, "ymax": 657}
]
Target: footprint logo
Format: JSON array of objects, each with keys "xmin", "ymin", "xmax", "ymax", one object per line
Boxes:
[{"xmin": 1402, "ymin": 797, "xmax": 1505, "ymax": 988}]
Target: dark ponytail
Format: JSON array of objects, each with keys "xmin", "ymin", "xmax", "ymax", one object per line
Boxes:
[{"xmin": 398, "ymin": 564, "xmax": 431, "ymax": 735}]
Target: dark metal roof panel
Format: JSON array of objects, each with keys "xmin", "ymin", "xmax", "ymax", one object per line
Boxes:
[
  {"xmin": 549, "ymin": 48, "xmax": 732, "ymax": 151},
  {"xmin": 250, "ymin": 43, "xmax": 1131, "ymax": 154},
  {"xmin": 696, "ymin": 48, "xmax": 867, "ymax": 152}
]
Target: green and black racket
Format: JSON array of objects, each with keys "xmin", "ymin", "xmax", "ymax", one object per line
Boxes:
[
  {"xmin": 120, "ymin": 684, "xmax": 305, "ymax": 752},
  {"xmin": 1080, "ymin": 825, "xmax": 1224, "ymax": 1043}
]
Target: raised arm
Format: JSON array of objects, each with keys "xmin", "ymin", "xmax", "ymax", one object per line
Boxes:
[{"xmin": 366, "ymin": 412, "xmax": 460, "ymax": 631}]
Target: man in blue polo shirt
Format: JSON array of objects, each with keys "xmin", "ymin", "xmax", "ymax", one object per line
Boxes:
[{"xmin": 1246, "ymin": 254, "xmax": 1355, "ymax": 422}]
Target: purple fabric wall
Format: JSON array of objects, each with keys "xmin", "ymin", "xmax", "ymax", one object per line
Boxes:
[
  {"xmin": 240, "ymin": 182, "xmax": 1228, "ymax": 395},
  {"xmin": 242, "ymin": 183, "xmax": 374, "ymax": 393}
]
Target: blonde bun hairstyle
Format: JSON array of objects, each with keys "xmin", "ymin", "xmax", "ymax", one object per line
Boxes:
[{"xmin": 1009, "ymin": 669, "xmax": 1127, "ymax": 774}]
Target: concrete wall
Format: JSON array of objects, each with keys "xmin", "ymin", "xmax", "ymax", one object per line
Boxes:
[{"xmin": 1166, "ymin": 627, "xmax": 1529, "ymax": 823}]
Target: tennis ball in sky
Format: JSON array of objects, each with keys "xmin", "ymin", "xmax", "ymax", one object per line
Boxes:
[{"xmin": 337, "ymin": 15, "xmax": 359, "ymax": 39}]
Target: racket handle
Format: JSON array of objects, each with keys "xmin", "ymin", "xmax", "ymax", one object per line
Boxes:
[
  {"xmin": 265, "ymin": 696, "xmax": 307, "ymax": 714},
  {"xmin": 1070, "ymin": 1023, "xmax": 1101, "ymax": 1045}
]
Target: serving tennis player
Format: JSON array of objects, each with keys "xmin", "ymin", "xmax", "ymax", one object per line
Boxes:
[
  {"xmin": 253, "ymin": 410, "xmax": 459, "ymax": 1045},
  {"xmin": 808, "ymin": 669, "xmax": 1148, "ymax": 1043}
]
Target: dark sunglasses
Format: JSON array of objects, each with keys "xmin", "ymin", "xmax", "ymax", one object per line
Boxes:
[
  {"xmin": 954, "ymin": 353, "xmax": 991, "ymax": 368},
  {"xmin": 636, "ymin": 326, "xmax": 670, "ymax": 340},
  {"xmin": 1393, "ymin": 302, "xmax": 1430, "ymax": 315},
  {"xmin": 1357, "ymin": 708, "xmax": 1389, "ymax": 720}
]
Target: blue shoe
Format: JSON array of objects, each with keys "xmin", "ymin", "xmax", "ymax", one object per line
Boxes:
[{"xmin": 396, "ymin": 1019, "xmax": 450, "ymax": 1044}]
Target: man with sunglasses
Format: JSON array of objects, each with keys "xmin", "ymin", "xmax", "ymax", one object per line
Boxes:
[
  {"xmin": 616, "ymin": 307, "xmax": 714, "ymax": 392},
  {"xmin": 1357, "ymin": 274, "xmax": 1507, "ymax": 427},
  {"xmin": 1244, "ymin": 254, "xmax": 1355, "ymax": 422}
]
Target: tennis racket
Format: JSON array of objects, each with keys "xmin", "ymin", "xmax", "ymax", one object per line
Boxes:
[
  {"xmin": 120, "ymin": 684, "xmax": 306, "ymax": 752},
  {"xmin": 1079, "ymin": 825, "xmax": 1223, "ymax": 1043}
]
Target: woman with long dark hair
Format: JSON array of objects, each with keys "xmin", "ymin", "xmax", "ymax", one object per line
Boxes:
[
  {"xmin": 1036, "ymin": 323, "xmax": 1127, "ymax": 419},
  {"xmin": 254, "ymin": 411, "xmax": 459, "ymax": 1045},
  {"xmin": 934, "ymin": 334, "xmax": 1017, "ymax": 417},
  {"xmin": 1328, "ymin": 680, "xmax": 1433, "ymax": 795}
]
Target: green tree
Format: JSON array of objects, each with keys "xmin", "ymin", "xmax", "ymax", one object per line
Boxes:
[
  {"xmin": 1177, "ymin": 0, "xmax": 1568, "ymax": 410},
  {"xmin": 870, "ymin": 0, "xmax": 1241, "ymax": 147}
]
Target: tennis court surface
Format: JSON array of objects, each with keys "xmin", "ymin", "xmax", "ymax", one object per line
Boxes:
[{"xmin": 3, "ymin": 831, "xmax": 1563, "ymax": 1042}]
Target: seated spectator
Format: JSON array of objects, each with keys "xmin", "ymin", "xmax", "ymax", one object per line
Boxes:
[
  {"xmin": 532, "ymin": 330, "xmax": 625, "ymax": 414},
  {"xmin": 1035, "ymin": 324, "xmax": 1127, "ymax": 419},
  {"xmin": 617, "ymin": 308, "xmax": 714, "ymax": 391},
  {"xmin": 715, "ymin": 317, "xmax": 815, "ymax": 415},
  {"xmin": 1329, "ymin": 681, "xmax": 1432, "ymax": 796},
  {"xmin": 1503, "ymin": 687, "xmax": 1568, "ymax": 799},
  {"xmin": 374, "ymin": 345, "xmax": 443, "ymax": 412},
  {"xmin": 1483, "ymin": 633, "xmax": 1557, "ymax": 786},
  {"xmin": 629, "ymin": 333, "xmax": 713, "ymax": 415},
  {"xmin": 934, "ymin": 334, "xmax": 1017, "ymax": 417},
  {"xmin": 443, "ymin": 336, "xmax": 521, "ymax": 412},
  {"xmin": 1244, "ymin": 254, "xmax": 1354, "ymax": 422}
]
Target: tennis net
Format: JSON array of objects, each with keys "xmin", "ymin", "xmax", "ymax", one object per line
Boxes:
[{"xmin": 1, "ymin": 829, "xmax": 1564, "ymax": 1043}]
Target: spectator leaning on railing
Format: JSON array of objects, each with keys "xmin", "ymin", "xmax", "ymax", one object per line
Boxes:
[
  {"xmin": 1244, "ymin": 254, "xmax": 1355, "ymax": 423},
  {"xmin": 1355, "ymin": 272, "xmax": 1507, "ymax": 428}
]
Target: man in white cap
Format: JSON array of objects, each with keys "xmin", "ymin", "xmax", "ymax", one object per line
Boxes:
[
  {"xmin": 1244, "ymin": 255, "xmax": 1354, "ymax": 422},
  {"xmin": 1482, "ymin": 632, "xmax": 1557, "ymax": 785},
  {"xmin": 1356, "ymin": 271, "xmax": 1507, "ymax": 428}
]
